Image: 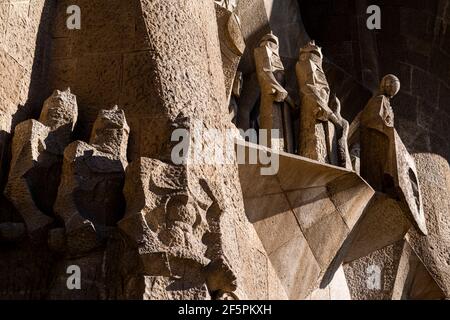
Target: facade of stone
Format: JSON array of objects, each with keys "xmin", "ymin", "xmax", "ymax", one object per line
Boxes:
[{"xmin": 0, "ymin": 0, "xmax": 448, "ymax": 300}]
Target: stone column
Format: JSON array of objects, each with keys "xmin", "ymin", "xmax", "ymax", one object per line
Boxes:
[{"xmin": 117, "ymin": 0, "xmax": 286, "ymax": 300}]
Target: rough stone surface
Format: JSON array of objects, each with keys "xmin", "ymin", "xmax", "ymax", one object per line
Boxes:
[
  {"xmin": 345, "ymin": 193, "xmax": 412, "ymax": 263},
  {"xmin": 344, "ymin": 241, "xmax": 404, "ymax": 300},
  {"xmin": 0, "ymin": 0, "xmax": 449, "ymax": 301}
]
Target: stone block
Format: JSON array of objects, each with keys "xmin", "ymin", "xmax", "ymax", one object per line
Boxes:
[
  {"xmin": 0, "ymin": 48, "xmax": 26, "ymax": 104},
  {"xmin": 269, "ymin": 234, "xmax": 321, "ymax": 299},
  {"xmin": 245, "ymin": 193, "xmax": 302, "ymax": 255},
  {"xmin": 327, "ymin": 173, "xmax": 375, "ymax": 229},
  {"xmin": 345, "ymin": 193, "xmax": 412, "ymax": 263},
  {"xmin": 302, "ymin": 210, "xmax": 349, "ymax": 269}
]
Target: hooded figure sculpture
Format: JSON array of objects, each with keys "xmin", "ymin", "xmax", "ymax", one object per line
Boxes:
[{"xmin": 360, "ymin": 74, "xmax": 427, "ymax": 235}]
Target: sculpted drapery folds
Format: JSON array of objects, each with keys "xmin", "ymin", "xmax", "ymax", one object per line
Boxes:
[
  {"xmin": 360, "ymin": 74, "xmax": 427, "ymax": 235},
  {"xmin": 253, "ymin": 37, "xmax": 352, "ymax": 167},
  {"xmin": 296, "ymin": 41, "xmax": 332, "ymax": 163},
  {"xmin": 296, "ymin": 41, "xmax": 351, "ymax": 168},
  {"xmin": 214, "ymin": 0, "xmax": 238, "ymax": 12},
  {"xmin": 360, "ymin": 74, "xmax": 399, "ymax": 191},
  {"xmin": 254, "ymin": 33, "xmax": 288, "ymax": 152}
]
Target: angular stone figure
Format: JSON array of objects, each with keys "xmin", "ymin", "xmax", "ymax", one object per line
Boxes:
[
  {"xmin": 360, "ymin": 75, "xmax": 427, "ymax": 234},
  {"xmin": 4, "ymin": 89, "xmax": 78, "ymax": 236},
  {"xmin": 54, "ymin": 106, "xmax": 129, "ymax": 253},
  {"xmin": 254, "ymin": 33, "xmax": 288, "ymax": 151},
  {"xmin": 360, "ymin": 75, "xmax": 399, "ymax": 191},
  {"xmin": 296, "ymin": 41, "xmax": 349, "ymax": 166},
  {"xmin": 119, "ymin": 159, "xmax": 237, "ymax": 300}
]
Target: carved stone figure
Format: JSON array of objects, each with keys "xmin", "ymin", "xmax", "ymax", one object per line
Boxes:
[
  {"xmin": 296, "ymin": 41, "xmax": 350, "ymax": 166},
  {"xmin": 119, "ymin": 158, "xmax": 237, "ymax": 300},
  {"xmin": 360, "ymin": 75, "xmax": 399, "ymax": 190},
  {"xmin": 254, "ymin": 33, "xmax": 288, "ymax": 151},
  {"xmin": 360, "ymin": 75, "xmax": 427, "ymax": 234},
  {"xmin": 4, "ymin": 89, "xmax": 78, "ymax": 236},
  {"xmin": 53, "ymin": 106, "xmax": 129, "ymax": 254}
]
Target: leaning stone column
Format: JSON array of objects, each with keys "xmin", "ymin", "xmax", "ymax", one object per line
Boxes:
[{"xmin": 117, "ymin": 0, "xmax": 287, "ymax": 300}]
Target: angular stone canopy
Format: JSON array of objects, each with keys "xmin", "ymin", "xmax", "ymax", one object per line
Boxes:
[{"xmin": 237, "ymin": 140, "xmax": 374, "ymax": 298}]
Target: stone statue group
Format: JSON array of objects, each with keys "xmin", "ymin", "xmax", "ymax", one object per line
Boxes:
[
  {"xmin": 253, "ymin": 33, "xmax": 427, "ymax": 235},
  {"xmin": 1, "ymin": 32, "xmax": 427, "ymax": 253},
  {"xmin": 3, "ymin": 89, "xmax": 130, "ymax": 252}
]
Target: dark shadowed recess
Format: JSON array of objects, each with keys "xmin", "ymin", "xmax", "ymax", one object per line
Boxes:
[{"xmin": 298, "ymin": 0, "xmax": 450, "ymax": 160}]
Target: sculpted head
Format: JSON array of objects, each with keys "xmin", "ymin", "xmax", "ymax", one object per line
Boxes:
[
  {"xmin": 259, "ymin": 33, "xmax": 279, "ymax": 51},
  {"xmin": 91, "ymin": 106, "xmax": 129, "ymax": 143},
  {"xmin": 380, "ymin": 74, "xmax": 400, "ymax": 98},
  {"xmin": 39, "ymin": 88, "xmax": 78, "ymax": 131},
  {"xmin": 299, "ymin": 40, "xmax": 323, "ymax": 62},
  {"xmin": 90, "ymin": 106, "xmax": 130, "ymax": 160}
]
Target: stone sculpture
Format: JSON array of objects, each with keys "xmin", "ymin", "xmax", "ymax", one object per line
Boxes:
[
  {"xmin": 296, "ymin": 41, "xmax": 351, "ymax": 167},
  {"xmin": 2, "ymin": 0, "xmax": 448, "ymax": 301},
  {"xmin": 254, "ymin": 33, "xmax": 288, "ymax": 151},
  {"xmin": 360, "ymin": 75, "xmax": 427, "ymax": 234},
  {"xmin": 53, "ymin": 106, "xmax": 129, "ymax": 254},
  {"xmin": 4, "ymin": 89, "xmax": 78, "ymax": 236},
  {"xmin": 360, "ymin": 74, "xmax": 399, "ymax": 190},
  {"xmin": 119, "ymin": 159, "xmax": 237, "ymax": 300}
]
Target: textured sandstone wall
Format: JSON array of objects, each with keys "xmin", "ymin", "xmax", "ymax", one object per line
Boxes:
[
  {"xmin": 122, "ymin": 0, "xmax": 286, "ymax": 299},
  {"xmin": 1, "ymin": 0, "xmax": 287, "ymax": 299},
  {"xmin": 0, "ymin": 0, "xmax": 54, "ymax": 188},
  {"xmin": 0, "ymin": 0, "xmax": 56, "ymax": 298},
  {"xmin": 0, "ymin": 0, "xmax": 448, "ymax": 300},
  {"xmin": 344, "ymin": 241, "xmax": 404, "ymax": 300},
  {"xmin": 48, "ymin": 0, "xmax": 151, "ymax": 159}
]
